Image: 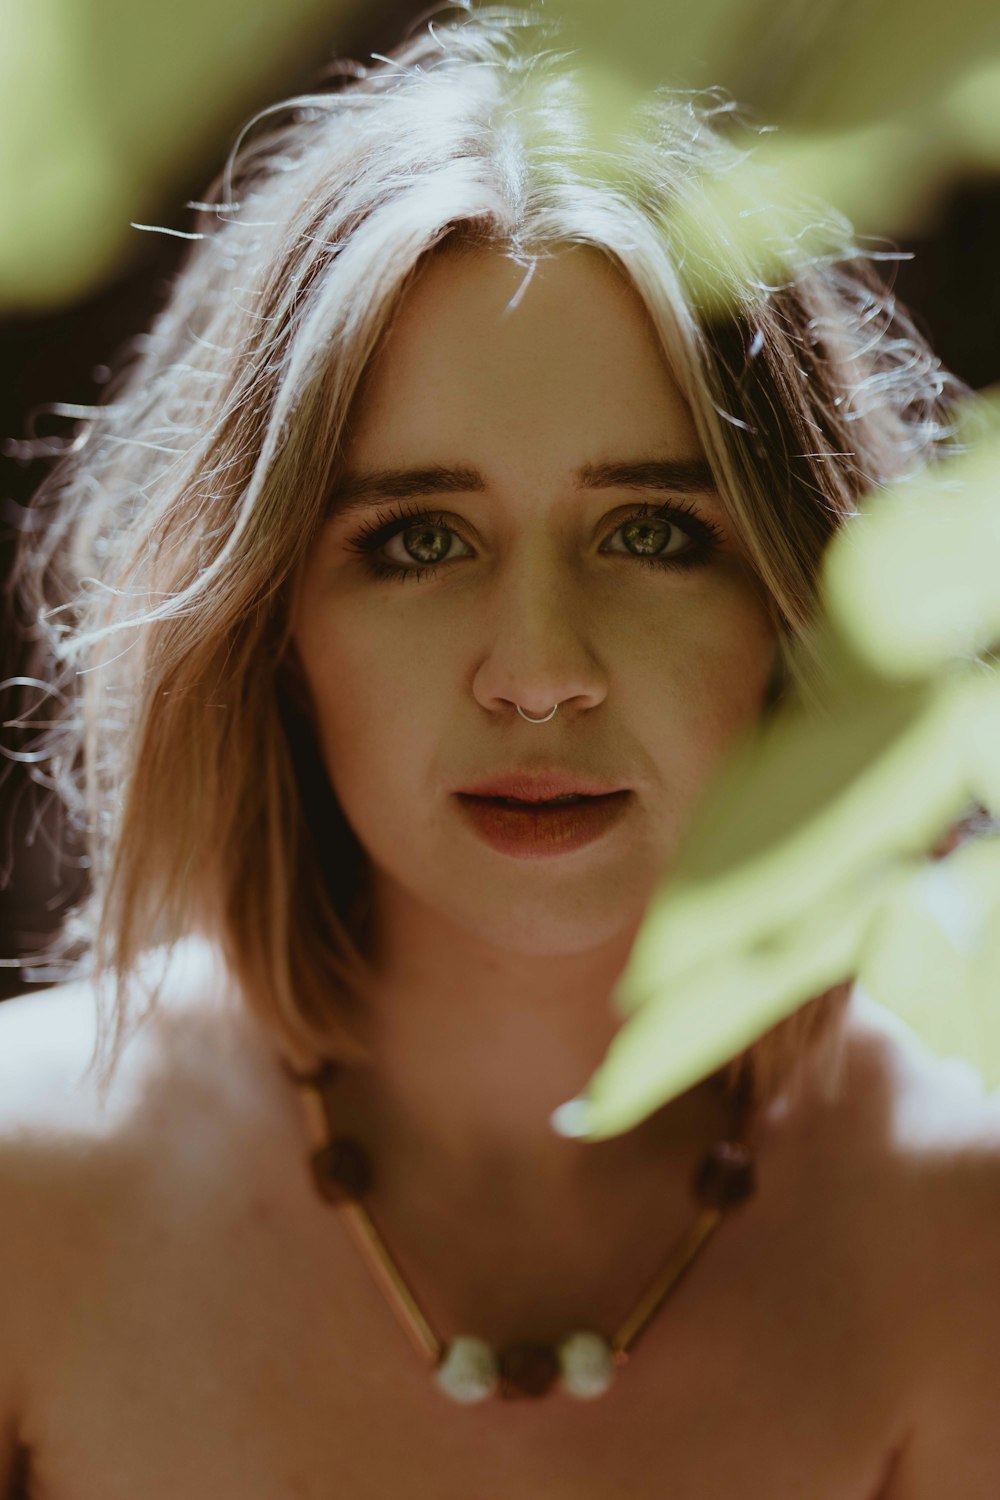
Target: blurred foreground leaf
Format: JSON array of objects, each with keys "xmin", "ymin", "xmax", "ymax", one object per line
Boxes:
[
  {"xmin": 575, "ymin": 400, "xmax": 1000, "ymax": 1139},
  {"xmin": 859, "ymin": 837, "xmax": 1000, "ymax": 1069},
  {"xmin": 0, "ymin": 0, "xmax": 347, "ymax": 310},
  {"xmin": 824, "ymin": 394, "xmax": 1000, "ymax": 677}
]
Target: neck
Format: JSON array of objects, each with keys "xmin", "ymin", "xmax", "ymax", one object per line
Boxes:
[{"xmin": 331, "ymin": 874, "xmax": 741, "ymax": 1234}]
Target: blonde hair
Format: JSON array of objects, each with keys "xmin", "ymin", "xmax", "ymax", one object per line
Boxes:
[{"xmin": 3, "ymin": 3, "xmax": 968, "ymax": 1111}]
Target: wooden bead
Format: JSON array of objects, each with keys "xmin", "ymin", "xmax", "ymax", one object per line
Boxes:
[
  {"xmin": 498, "ymin": 1342, "xmax": 561, "ymax": 1399},
  {"xmin": 310, "ymin": 1136, "xmax": 373, "ymax": 1203},
  {"xmin": 694, "ymin": 1140, "xmax": 756, "ymax": 1210}
]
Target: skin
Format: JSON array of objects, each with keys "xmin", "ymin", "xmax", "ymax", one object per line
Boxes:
[{"xmin": 289, "ymin": 242, "xmax": 780, "ymax": 1266}]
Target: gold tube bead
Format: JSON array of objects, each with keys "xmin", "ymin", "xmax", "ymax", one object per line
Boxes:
[
  {"xmin": 612, "ymin": 1206, "xmax": 722, "ymax": 1357},
  {"xmin": 339, "ymin": 1198, "xmax": 443, "ymax": 1366}
]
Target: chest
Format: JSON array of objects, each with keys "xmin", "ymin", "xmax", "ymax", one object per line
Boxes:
[{"xmin": 21, "ymin": 1165, "xmax": 910, "ymax": 1500}]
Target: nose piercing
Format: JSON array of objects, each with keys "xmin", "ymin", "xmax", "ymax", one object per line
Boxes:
[{"xmin": 516, "ymin": 704, "xmax": 559, "ymax": 724}]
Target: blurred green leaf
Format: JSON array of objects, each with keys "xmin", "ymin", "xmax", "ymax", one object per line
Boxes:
[
  {"xmin": 858, "ymin": 837, "xmax": 1000, "ymax": 1076},
  {"xmin": 823, "ymin": 393, "xmax": 1000, "ymax": 676},
  {"xmin": 573, "ymin": 399, "xmax": 1000, "ymax": 1138},
  {"xmin": 579, "ymin": 667, "xmax": 999, "ymax": 1139},
  {"xmin": 0, "ymin": 0, "xmax": 346, "ymax": 310}
]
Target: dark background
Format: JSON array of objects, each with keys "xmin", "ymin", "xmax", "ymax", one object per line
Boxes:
[{"xmin": 2, "ymin": 1, "xmax": 999, "ymax": 1000}]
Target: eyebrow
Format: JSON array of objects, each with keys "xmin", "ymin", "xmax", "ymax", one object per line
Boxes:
[{"xmin": 324, "ymin": 457, "xmax": 719, "ymax": 519}]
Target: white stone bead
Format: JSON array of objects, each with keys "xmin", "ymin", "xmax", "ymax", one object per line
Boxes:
[
  {"xmin": 434, "ymin": 1336, "xmax": 500, "ymax": 1403},
  {"xmin": 557, "ymin": 1330, "xmax": 617, "ymax": 1399}
]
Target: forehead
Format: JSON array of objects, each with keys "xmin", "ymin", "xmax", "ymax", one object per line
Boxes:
[{"xmin": 343, "ymin": 245, "xmax": 703, "ymax": 469}]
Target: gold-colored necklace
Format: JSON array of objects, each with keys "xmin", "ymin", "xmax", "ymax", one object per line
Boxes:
[{"xmin": 283, "ymin": 1058, "xmax": 756, "ymax": 1403}]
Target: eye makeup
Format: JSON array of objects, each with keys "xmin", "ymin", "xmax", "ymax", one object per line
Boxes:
[{"xmin": 343, "ymin": 497, "xmax": 725, "ymax": 584}]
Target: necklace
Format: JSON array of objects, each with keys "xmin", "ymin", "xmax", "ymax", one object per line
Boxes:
[{"xmin": 282, "ymin": 1057, "xmax": 756, "ymax": 1403}]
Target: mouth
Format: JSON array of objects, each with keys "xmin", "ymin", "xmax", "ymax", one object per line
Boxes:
[
  {"xmin": 456, "ymin": 771, "xmax": 630, "ymax": 802},
  {"xmin": 453, "ymin": 790, "xmax": 633, "ymax": 857},
  {"xmin": 457, "ymin": 792, "xmax": 624, "ymax": 808}
]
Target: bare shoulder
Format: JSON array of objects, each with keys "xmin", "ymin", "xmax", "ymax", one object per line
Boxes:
[
  {"xmin": 0, "ymin": 937, "xmax": 294, "ymax": 1407},
  {"xmin": 0, "ymin": 939, "xmax": 212, "ymax": 1281},
  {"xmin": 0, "ymin": 933, "xmax": 294, "ymax": 1186},
  {"xmin": 0, "ymin": 937, "xmax": 284, "ymax": 1495},
  {"xmin": 0, "ymin": 974, "xmax": 111, "ymax": 1406},
  {"xmin": 0, "ymin": 967, "xmax": 131, "ymax": 1493},
  {"xmin": 842, "ymin": 988, "xmax": 1000, "ymax": 1498},
  {"xmin": 0, "ymin": 935, "xmax": 240, "ymax": 1135}
]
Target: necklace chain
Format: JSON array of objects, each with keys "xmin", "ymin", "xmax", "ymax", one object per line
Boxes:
[{"xmin": 282, "ymin": 1056, "xmax": 756, "ymax": 1401}]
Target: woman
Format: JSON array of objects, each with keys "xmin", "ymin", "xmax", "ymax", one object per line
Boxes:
[{"xmin": 1, "ymin": 6, "xmax": 998, "ymax": 1496}]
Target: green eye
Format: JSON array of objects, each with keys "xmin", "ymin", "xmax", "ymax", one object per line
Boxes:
[{"xmin": 346, "ymin": 498, "xmax": 723, "ymax": 583}]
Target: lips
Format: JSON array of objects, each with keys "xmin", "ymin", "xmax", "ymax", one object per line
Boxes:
[
  {"xmin": 461, "ymin": 792, "xmax": 596, "ymax": 808},
  {"xmin": 457, "ymin": 773, "xmax": 628, "ymax": 802},
  {"xmin": 459, "ymin": 792, "xmax": 625, "ymax": 802},
  {"xmin": 454, "ymin": 789, "xmax": 633, "ymax": 858}
]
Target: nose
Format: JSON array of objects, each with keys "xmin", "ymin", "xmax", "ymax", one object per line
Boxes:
[{"xmin": 469, "ymin": 553, "xmax": 609, "ymax": 720}]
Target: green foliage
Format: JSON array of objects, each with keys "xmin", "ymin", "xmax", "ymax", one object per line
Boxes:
[
  {"xmin": 531, "ymin": 1, "xmax": 1000, "ymax": 1138},
  {"xmin": 573, "ymin": 404, "xmax": 1000, "ymax": 1138}
]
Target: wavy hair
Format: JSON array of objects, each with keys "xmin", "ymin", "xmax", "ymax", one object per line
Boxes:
[{"xmin": 2, "ymin": 2, "xmax": 970, "ymax": 1109}]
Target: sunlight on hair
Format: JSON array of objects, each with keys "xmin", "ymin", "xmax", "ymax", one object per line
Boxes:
[
  {"xmin": 548, "ymin": 0, "xmax": 1000, "ymax": 298},
  {"xmin": 550, "ymin": 0, "xmax": 1000, "ymax": 131}
]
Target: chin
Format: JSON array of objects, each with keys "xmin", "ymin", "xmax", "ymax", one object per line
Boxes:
[{"xmin": 457, "ymin": 897, "xmax": 644, "ymax": 960}]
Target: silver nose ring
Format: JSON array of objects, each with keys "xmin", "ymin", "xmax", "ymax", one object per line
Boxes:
[{"xmin": 516, "ymin": 704, "xmax": 558, "ymax": 724}]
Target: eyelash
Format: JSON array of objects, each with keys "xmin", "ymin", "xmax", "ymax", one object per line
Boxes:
[{"xmin": 344, "ymin": 498, "xmax": 725, "ymax": 583}]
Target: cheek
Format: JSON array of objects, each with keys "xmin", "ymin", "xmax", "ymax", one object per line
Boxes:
[
  {"xmin": 640, "ymin": 580, "xmax": 778, "ymax": 756},
  {"xmin": 705, "ymin": 585, "xmax": 777, "ymax": 702},
  {"xmin": 698, "ymin": 635, "xmax": 776, "ymax": 744},
  {"xmin": 291, "ymin": 592, "xmax": 438, "ymax": 804},
  {"xmin": 299, "ymin": 650, "xmax": 387, "ymax": 792}
]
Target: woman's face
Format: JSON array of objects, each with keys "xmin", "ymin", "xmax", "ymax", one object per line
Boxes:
[{"xmin": 291, "ymin": 245, "xmax": 778, "ymax": 958}]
